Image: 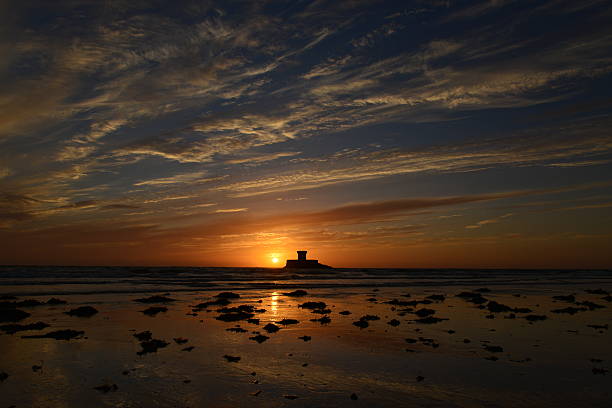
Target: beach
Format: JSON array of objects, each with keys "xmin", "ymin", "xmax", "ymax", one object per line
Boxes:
[{"xmin": 1, "ymin": 267, "xmax": 611, "ymax": 407}]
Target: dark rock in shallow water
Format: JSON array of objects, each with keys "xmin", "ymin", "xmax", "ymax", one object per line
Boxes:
[
  {"xmin": 141, "ymin": 306, "xmax": 167, "ymax": 316},
  {"xmin": 137, "ymin": 339, "xmax": 169, "ymax": 355},
  {"xmin": 485, "ymin": 356, "xmax": 499, "ymax": 361},
  {"xmin": 350, "ymin": 393, "xmax": 358, "ymax": 400},
  {"xmin": 134, "ymin": 295, "xmax": 175, "ymax": 303},
  {"xmin": 22, "ymin": 329, "xmax": 84, "ymax": 340},
  {"xmin": 585, "ymin": 289, "xmax": 609, "ymax": 295},
  {"xmin": 0, "ymin": 308, "xmax": 30, "ymax": 323},
  {"xmin": 359, "ymin": 315, "xmax": 380, "ymax": 321},
  {"xmin": 46, "ymin": 298, "xmax": 67, "ymax": 305},
  {"xmin": 587, "ymin": 324, "xmax": 608, "ymax": 330},
  {"xmin": 405, "ymin": 338, "xmax": 417, "ymax": 344},
  {"xmin": 182, "ymin": 346, "xmax": 195, "ymax": 352},
  {"xmin": 174, "ymin": 337, "xmax": 189, "ymax": 344},
  {"xmin": 215, "ymin": 292, "xmax": 240, "ymax": 299},
  {"xmin": 263, "ymin": 323, "xmax": 280, "ymax": 333},
  {"xmin": 426, "ymin": 294, "xmax": 445, "ymax": 302},
  {"xmin": 339, "ymin": 310, "xmax": 352, "ymax": 315},
  {"xmin": 94, "ymin": 383, "xmax": 118, "ymax": 393},
  {"xmin": 524, "ymin": 314, "xmax": 547, "ymax": 322},
  {"xmin": 0, "ymin": 321, "xmax": 49, "ymax": 334},
  {"xmin": 298, "ymin": 335, "xmax": 311, "ymax": 341},
  {"xmin": 298, "ymin": 301, "xmax": 327, "ymax": 310},
  {"xmin": 416, "ymin": 316, "xmax": 447, "ymax": 324},
  {"xmin": 552, "ymin": 294, "xmax": 575, "ymax": 302},
  {"xmin": 284, "ymin": 290, "xmax": 308, "ymax": 297},
  {"xmin": 193, "ymin": 298, "xmax": 231, "ymax": 310},
  {"xmin": 16, "ymin": 299, "xmax": 45, "ymax": 307},
  {"xmin": 456, "ymin": 292, "xmax": 487, "ymax": 304},
  {"xmin": 483, "ymin": 345, "xmax": 504, "ymax": 353},
  {"xmin": 415, "ymin": 308, "xmax": 435, "ymax": 317},
  {"xmin": 416, "ymin": 376, "xmax": 425, "ymax": 382},
  {"xmin": 284, "ymin": 395, "xmax": 298, "ymax": 400},
  {"xmin": 226, "ymin": 327, "xmax": 248, "ymax": 333},
  {"xmin": 476, "ymin": 288, "xmax": 491, "ymax": 293},
  {"xmin": 387, "ymin": 319, "xmax": 400, "ymax": 326},
  {"xmin": 353, "ymin": 320, "xmax": 369, "ymax": 329},
  {"xmin": 0, "ymin": 372, "xmax": 8, "ymax": 381},
  {"xmin": 65, "ymin": 306, "xmax": 98, "ymax": 317},
  {"xmin": 311, "ymin": 308, "xmax": 331, "ymax": 314},
  {"xmin": 278, "ymin": 319, "xmax": 299, "ymax": 325},
  {"xmin": 311, "ymin": 315, "xmax": 331, "ymax": 324},
  {"xmin": 223, "ymin": 355, "xmax": 241, "ymax": 362},
  {"xmin": 247, "ymin": 318, "xmax": 260, "ymax": 325},
  {"xmin": 217, "ymin": 311, "xmax": 255, "ymax": 322},
  {"xmin": 576, "ymin": 301, "xmax": 605, "ymax": 310},
  {"xmin": 249, "ymin": 334, "xmax": 269, "ymax": 343},
  {"xmin": 592, "ymin": 367, "xmax": 608, "ymax": 375},
  {"xmin": 487, "ymin": 301, "xmax": 513, "ymax": 313},
  {"xmin": 551, "ymin": 307, "xmax": 586, "ymax": 315},
  {"xmin": 133, "ymin": 331, "xmax": 152, "ymax": 341}
]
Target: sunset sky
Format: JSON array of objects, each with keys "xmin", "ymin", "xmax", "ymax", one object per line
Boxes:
[{"xmin": 1, "ymin": 0, "xmax": 611, "ymax": 268}]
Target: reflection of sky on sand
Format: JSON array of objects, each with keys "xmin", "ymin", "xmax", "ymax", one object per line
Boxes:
[{"xmin": 1, "ymin": 286, "xmax": 612, "ymax": 407}]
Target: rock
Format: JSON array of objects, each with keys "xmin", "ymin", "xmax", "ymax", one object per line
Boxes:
[
  {"xmin": 353, "ymin": 320, "xmax": 369, "ymax": 329},
  {"xmin": 46, "ymin": 298, "xmax": 67, "ymax": 305},
  {"xmin": 263, "ymin": 323, "xmax": 280, "ymax": 333},
  {"xmin": 133, "ymin": 331, "xmax": 152, "ymax": 341},
  {"xmin": 22, "ymin": 329, "xmax": 84, "ymax": 340},
  {"xmin": 311, "ymin": 308, "xmax": 332, "ymax": 314},
  {"xmin": 134, "ymin": 295, "xmax": 175, "ymax": 303},
  {"xmin": 455, "ymin": 292, "xmax": 488, "ymax": 304},
  {"xmin": 359, "ymin": 315, "xmax": 380, "ymax": 321},
  {"xmin": 32, "ymin": 365, "xmax": 42, "ymax": 372},
  {"xmin": 463, "ymin": 338, "xmax": 471, "ymax": 343},
  {"xmin": 298, "ymin": 301, "xmax": 327, "ymax": 310},
  {"xmin": 576, "ymin": 301, "xmax": 605, "ymax": 310},
  {"xmin": 415, "ymin": 308, "xmax": 435, "ymax": 317},
  {"xmin": 426, "ymin": 294, "xmax": 445, "ymax": 302},
  {"xmin": 298, "ymin": 335, "xmax": 311, "ymax": 341},
  {"xmin": 226, "ymin": 327, "xmax": 248, "ymax": 333},
  {"xmin": 251, "ymin": 390, "xmax": 262, "ymax": 397},
  {"xmin": 476, "ymin": 288, "xmax": 491, "ymax": 293},
  {"xmin": 592, "ymin": 368, "xmax": 608, "ymax": 375},
  {"xmin": 524, "ymin": 315, "xmax": 547, "ymax": 322},
  {"xmin": 387, "ymin": 319, "xmax": 400, "ymax": 326},
  {"xmin": 405, "ymin": 338, "xmax": 417, "ymax": 343},
  {"xmin": 367, "ymin": 297, "xmax": 377, "ymax": 302},
  {"xmin": 193, "ymin": 298, "xmax": 231, "ymax": 310},
  {"xmin": 0, "ymin": 308, "xmax": 30, "ymax": 323},
  {"xmin": 284, "ymin": 290, "xmax": 308, "ymax": 297},
  {"xmin": 0, "ymin": 372, "xmax": 8, "ymax": 382},
  {"xmin": 141, "ymin": 306, "xmax": 167, "ymax": 316},
  {"xmin": 487, "ymin": 301, "xmax": 513, "ymax": 313},
  {"xmin": 587, "ymin": 324, "xmax": 608, "ymax": 330},
  {"xmin": 247, "ymin": 318, "xmax": 260, "ymax": 325},
  {"xmin": 249, "ymin": 334, "xmax": 269, "ymax": 343},
  {"xmin": 137, "ymin": 339, "xmax": 169, "ymax": 355},
  {"xmin": 277, "ymin": 319, "xmax": 299, "ymax": 325},
  {"xmin": 484, "ymin": 345, "xmax": 504, "ymax": 353},
  {"xmin": 15, "ymin": 299, "xmax": 45, "ymax": 307},
  {"xmin": 310, "ymin": 316, "xmax": 331, "ymax": 324},
  {"xmin": 552, "ymin": 294, "xmax": 575, "ymax": 302},
  {"xmin": 94, "ymin": 383, "xmax": 118, "ymax": 393},
  {"xmin": 339, "ymin": 310, "xmax": 352, "ymax": 315},
  {"xmin": 223, "ymin": 355, "xmax": 241, "ymax": 362},
  {"xmin": 585, "ymin": 289, "xmax": 609, "ymax": 295},
  {"xmin": 590, "ymin": 358, "xmax": 603, "ymax": 363},
  {"xmin": 416, "ymin": 376, "xmax": 425, "ymax": 382},
  {"xmin": 0, "ymin": 321, "xmax": 49, "ymax": 334},
  {"xmin": 485, "ymin": 356, "xmax": 499, "ymax": 361},
  {"xmin": 284, "ymin": 395, "xmax": 298, "ymax": 400},
  {"xmin": 551, "ymin": 307, "xmax": 586, "ymax": 315},
  {"xmin": 350, "ymin": 393, "xmax": 358, "ymax": 400},
  {"xmin": 215, "ymin": 292, "xmax": 240, "ymax": 299},
  {"xmin": 182, "ymin": 346, "xmax": 195, "ymax": 352},
  {"xmin": 173, "ymin": 337, "xmax": 189, "ymax": 344},
  {"xmin": 216, "ymin": 311, "xmax": 255, "ymax": 322},
  {"xmin": 416, "ymin": 316, "xmax": 447, "ymax": 324},
  {"xmin": 65, "ymin": 306, "xmax": 98, "ymax": 317}
]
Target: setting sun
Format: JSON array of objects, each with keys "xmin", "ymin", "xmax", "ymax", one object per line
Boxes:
[{"xmin": 271, "ymin": 257, "xmax": 279, "ymax": 264}]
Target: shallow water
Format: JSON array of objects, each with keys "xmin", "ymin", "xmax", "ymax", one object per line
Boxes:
[{"xmin": 1, "ymin": 267, "xmax": 611, "ymax": 407}]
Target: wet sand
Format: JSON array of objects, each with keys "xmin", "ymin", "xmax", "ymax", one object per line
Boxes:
[{"xmin": 1, "ymin": 273, "xmax": 612, "ymax": 407}]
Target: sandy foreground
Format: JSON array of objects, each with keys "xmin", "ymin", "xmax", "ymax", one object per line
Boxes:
[{"xmin": 1, "ymin": 282, "xmax": 611, "ymax": 407}]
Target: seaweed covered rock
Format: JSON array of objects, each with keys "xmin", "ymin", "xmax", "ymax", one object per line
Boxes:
[{"xmin": 65, "ymin": 306, "xmax": 98, "ymax": 317}]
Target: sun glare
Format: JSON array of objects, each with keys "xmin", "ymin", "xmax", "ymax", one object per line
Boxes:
[{"xmin": 271, "ymin": 257, "xmax": 279, "ymax": 264}]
